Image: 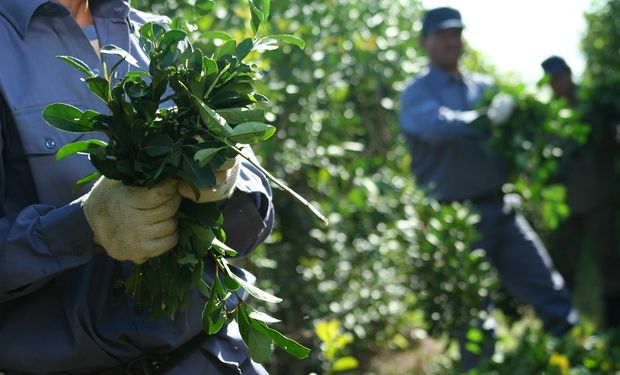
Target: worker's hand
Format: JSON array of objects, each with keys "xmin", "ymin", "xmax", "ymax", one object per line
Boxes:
[
  {"xmin": 83, "ymin": 178, "xmax": 182, "ymax": 264},
  {"xmin": 178, "ymin": 156, "xmax": 241, "ymax": 203},
  {"xmin": 487, "ymin": 93, "xmax": 516, "ymax": 126}
]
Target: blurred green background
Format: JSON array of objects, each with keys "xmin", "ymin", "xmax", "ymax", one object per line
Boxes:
[{"xmin": 132, "ymin": 1, "xmax": 620, "ymax": 373}]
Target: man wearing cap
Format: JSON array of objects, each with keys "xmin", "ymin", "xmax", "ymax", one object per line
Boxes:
[
  {"xmin": 542, "ymin": 56, "xmax": 620, "ymax": 329},
  {"xmin": 399, "ymin": 7, "xmax": 578, "ymax": 369}
]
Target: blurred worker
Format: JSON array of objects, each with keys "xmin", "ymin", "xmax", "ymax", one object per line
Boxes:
[
  {"xmin": 399, "ymin": 7, "xmax": 578, "ymax": 370},
  {"xmin": 542, "ymin": 55, "xmax": 620, "ymax": 329}
]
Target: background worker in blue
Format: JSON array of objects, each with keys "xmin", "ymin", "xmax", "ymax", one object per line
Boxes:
[
  {"xmin": 542, "ymin": 56, "xmax": 620, "ymax": 329},
  {"xmin": 0, "ymin": 0, "xmax": 274, "ymax": 374},
  {"xmin": 399, "ymin": 7, "xmax": 578, "ymax": 369}
]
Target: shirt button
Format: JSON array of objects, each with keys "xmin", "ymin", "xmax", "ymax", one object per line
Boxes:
[{"xmin": 45, "ymin": 137, "xmax": 56, "ymax": 149}]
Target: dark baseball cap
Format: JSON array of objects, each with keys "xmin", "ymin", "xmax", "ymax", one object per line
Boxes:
[
  {"xmin": 422, "ymin": 7, "xmax": 464, "ymax": 36},
  {"xmin": 541, "ymin": 56, "xmax": 570, "ymax": 76}
]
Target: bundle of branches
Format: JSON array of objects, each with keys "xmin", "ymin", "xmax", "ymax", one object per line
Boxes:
[
  {"xmin": 477, "ymin": 84, "xmax": 590, "ymax": 233},
  {"xmin": 42, "ymin": 0, "xmax": 324, "ymax": 363}
]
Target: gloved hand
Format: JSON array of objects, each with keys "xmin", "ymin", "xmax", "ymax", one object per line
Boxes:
[
  {"xmin": 178, "ymin": 156, "xmax": 241, "ymax": 203},
  {"xmin": 487, "ymin": 93, "xmax": 516, "ymax": 126},
  {"xmin": 83, "ymin": 178, "xmax": 182, "ymax": 264}
]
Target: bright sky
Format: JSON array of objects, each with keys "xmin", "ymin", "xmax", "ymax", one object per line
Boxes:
[{"xmin": 420, "ymin": 0, "xmax": 593, "ymax": 84}]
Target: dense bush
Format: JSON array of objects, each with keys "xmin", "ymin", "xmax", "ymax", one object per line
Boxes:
[
  {"xmin": 582, "ymin": 0, "xmax": 620, "ymax": 131},
  {"xmin": 476, "ymin": 84, "xmax": 589, "ymax": 235},
  {"xmin": 123, "ymin": 1, "xmax": 620, "ymax": 373}
]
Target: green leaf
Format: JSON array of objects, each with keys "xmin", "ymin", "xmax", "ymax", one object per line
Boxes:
[
  {"xmin": 247, "ymin": 0, "xmax": 264, "ymax": 35},
  {"xmin": 222, "ymin": 273, "xmax": 241, "ymax": 291},
  {"xmin": 202, "ymin": 276, "xmax": 225, "ymax": 335},
  {"xmin": 192, "ymin": 97, "xmax": 234, "ymax": 136},
  {"xmin": 56, "ymin": 139, "xmax": 108, "ymax": 160},
  {"xmin": 466, "ymin": 328, "xmax": 484, "ymax": 343},
  {"xmin": 216, "ymin": 108, "xmax": 265, "ymax": 124},
  {"xmin": 144, "ymin": 135, "xmax": 174, "ymax": 157},
  {"xmin": 125, "ymin": 71, "xmax": 150, "ymax": 79},
  {"xmin": 266, "ymin": 34, "xmax": 305, "ymax": 49},
  {"xmin": 235, "ymin": 38, "xmax": 254, "ymax": 61},
  {"xmin": 237, "ymin": 304, "xmax": 251, "ymax": 343},
  {"xmin": 465, "ymin": 342, "xmax": 481, "ymax": 355},
  {"xmin": 332, "ymin": 357, "xmax": 359, "ymax": 372},
  {"xmin": 182, "ymin": 154, "xmax": 216, "ymax": 188},
  {"xmin": 250, "ymin": 319, "xmax": 311, "ymax": 359},
  {"xmin": 187, "ymin": 49, "xmax": 203, "ymax": 75},
  {"xmin": 202, "ymin": 31, "xmax": 233, "ymax": 41},
  {"xmin": 197, "ymin": 0, "xmax": 215, "ymax": 12},
  {"xmin": 227, "ymin": 122, "xmax": 276, "ymax": 144},
  {"xmin": 262, "ymin": 0, "xmax": 270, "ymax": 21},
  {"xmin": 249, "ymin": 310, "xmax": 281, "ymax": 324},
  {"xmin": 90, "ymin": 155, "xmax": 123, "ymax": 180},
  {"xmin": 100, "ymin": 44, "xmax": 139, "ymax": 68},
  {"xmin": 161, "ymin": 29, "xmax": 187, "ymax": 48},
  {"xmin": 248, "ymin": 327, "xmax": 273, "ymax": 363},
  {"xmin": 204, "ymin": 57, "xmax": 218, "ymax": 76},
  {"xmin": 84, "ymin": 77, "xmax": 110, "ymax": 103},
  {"xmin": 197, "ymin": 279, "xmax": 211, "ymax": 298},
  {"xmin": 216, "ymin": 39, "xmax": 237, "ymax": 59},
  {"xmin": 194, "ymin": 147, "xmax": 224, "ymax": 167},
  {"xmin": 222, "ymin": 261, "xmax": 282, "ymax": 303},
  {"xmin": 191, "ymin": 225, "xmax": 216, "ymax": 258},
  {"xmin": 43, "ymin": 104, "xmax": 93, "ymax": 133},
  {"xmin": 212, "ymin": 237, "xmax": 238, "ymax": 257},
  {"xmin": 57, "ymin": 55, "xmax": 95, "ymax": 77},
  {"xmin": 72, "ymin": 171, "xmax": 102, "ymax": 193},
  {"xmin": 140, "ymin": 22, "xmax": 166, "ymax": 42}
]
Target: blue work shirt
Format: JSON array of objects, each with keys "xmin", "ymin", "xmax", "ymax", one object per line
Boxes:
[
  {"xmin": 399, "ymin": 65, "xmax": 507, "ymax": 201},
  {"xmin": 0, "ymin": 1, "xmax": 273, "ymax": 373}
]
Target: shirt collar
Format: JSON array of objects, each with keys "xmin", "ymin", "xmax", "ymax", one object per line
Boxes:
[
  {"xmin": 0, "ymin": 0, "xmax": 130, "ymax": 37},
  {"xmin": 0, "ymin": 0, "xmax": 48, "ymax": 37}
]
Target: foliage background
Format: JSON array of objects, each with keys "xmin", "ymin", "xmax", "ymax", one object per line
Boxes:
[{"xmin": 129, "ymin": 0, "xmax": 619, "ymax": 373}]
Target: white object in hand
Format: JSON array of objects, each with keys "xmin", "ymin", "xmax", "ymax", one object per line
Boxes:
[{"xmin": 487, "ymin": 93, "xmax": 516, "ymax": 126}]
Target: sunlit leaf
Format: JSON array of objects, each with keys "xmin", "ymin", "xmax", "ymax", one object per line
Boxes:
[
  {"xmin": 56, "ymin": 139, "xmax": 108, "ymax": 160},
  {"xmin": 227, "ymin": 122, "xmax": 276, "ymax": 144},
  {"xmin": 266, "ymin": 34, "xmax": 305, "ymax": 49},
  {"xmin": 58, "ymin": 55, "xmax": 95, "ymax": 77},
  {"xmin": 100, "ymin": 44, "xmax": 139, "ymax": 68},
  {"xmin": 42, "ymin": 104, "xmax": 93, "ymax": 133}
]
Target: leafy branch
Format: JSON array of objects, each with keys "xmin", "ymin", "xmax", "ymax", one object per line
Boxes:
[{"xmin": 43, "ymin": 1, "xmax": 316, "ymax": 363}]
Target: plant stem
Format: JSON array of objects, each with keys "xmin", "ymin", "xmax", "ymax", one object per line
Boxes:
[{"xmin": 226, "ymin": 142, "xmax": 329, "ymax": 225}]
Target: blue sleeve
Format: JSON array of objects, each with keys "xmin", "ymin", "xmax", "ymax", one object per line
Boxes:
[
  {"xmin": 218, "ymin": 147, "xmax": 274, "ymax": 258},
  {"xmin": 0, "ymin": 100, "xmax": 98, "ymax": 302},
  {"xmin": 0, "ymin": 202, "xmax": 98, "ymax": 303},
  {"xmin": 399, "ymin": 81, "xmax": 483, "ymax": 145}
]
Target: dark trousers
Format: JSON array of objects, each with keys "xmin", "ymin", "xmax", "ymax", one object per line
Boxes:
[
  {"xmin": 550, "ymin": 203, "xmax": 620, "ymax": 327},
  {"xmin": 460, "ymin": 197, "xmax": 577, "ymax": 370}
]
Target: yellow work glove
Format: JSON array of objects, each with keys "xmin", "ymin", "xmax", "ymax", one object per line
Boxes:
[
  {"xmin": 178, "ymin": 156, "xmax": 241, "ymax": 203},
  {"xmin": 83, "ymin": 178, "xmax": 182, "ymax": 264}
]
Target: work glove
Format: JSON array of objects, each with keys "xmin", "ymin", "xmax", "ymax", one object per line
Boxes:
[
  {"xmin": 487, "ymin": 93, "xmax": 516, "ymax": 126},
  {"xmin": 83, "ymin": 178, "xmax": 182, "ymax": 264},
  {"xmin": 178, "ymin": 156, "xmax": 241, "ymax": 203}
]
